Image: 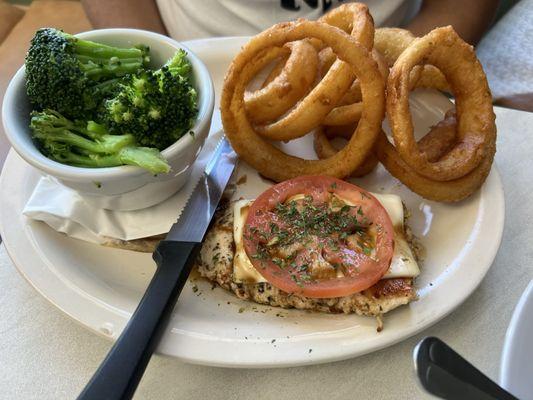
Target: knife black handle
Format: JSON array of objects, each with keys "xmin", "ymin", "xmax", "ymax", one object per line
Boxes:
[
  {"xmin": 414, "ymin": 337, "xmax": 519, "ymax": 400},
  {"xmin": 78, "ymin": 240, "xmax": 201, "ymax": 400}
]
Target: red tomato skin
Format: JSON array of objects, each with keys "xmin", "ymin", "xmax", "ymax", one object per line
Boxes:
[{"xmin": 243, "ymin": 176, "xmax": 394, "ymax": 299}]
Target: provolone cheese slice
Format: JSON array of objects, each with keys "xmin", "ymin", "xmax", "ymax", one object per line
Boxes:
[{"xmin": 233, "ymin": 200, "xmax": 264, "ymax": 283}]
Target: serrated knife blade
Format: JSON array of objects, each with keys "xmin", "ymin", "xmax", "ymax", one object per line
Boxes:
[
  {"xmin": 166, "ymin": 136, "xmax": 237, "ymax": 243},
  {"xmin": 78, "ymin": 136, "xmax": 238, "ymax": 400}
]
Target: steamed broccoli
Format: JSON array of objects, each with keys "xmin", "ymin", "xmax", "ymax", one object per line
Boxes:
[
  {"xmin": 30, "ymin": 110, "xmax": 170, "ymax": 174},
  {"xmin": 25, "ymin": 28, "xmax": 150, "ymax": 120},
  {"xmin": 102, "ymin": 49, "xmax": 198, "ymax": 151}
]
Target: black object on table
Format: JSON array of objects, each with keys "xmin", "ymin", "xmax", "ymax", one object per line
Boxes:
[{"xmin": 414, "ymin": 337, "xmax": 518, "ymax": 400}]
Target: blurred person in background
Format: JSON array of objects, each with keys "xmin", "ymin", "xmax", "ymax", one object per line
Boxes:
[
  {"xmin": 82, "ymin": 0, "xmax": 532, "ymax": 111},
  {"xmin": 81, "ymin": 0, "xmax": 499, "ymax": 44}
]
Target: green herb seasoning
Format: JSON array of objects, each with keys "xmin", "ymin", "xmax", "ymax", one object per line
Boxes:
[{"xmin": 246, "ymin": 193, "xmax": 377, "ymax": 287}]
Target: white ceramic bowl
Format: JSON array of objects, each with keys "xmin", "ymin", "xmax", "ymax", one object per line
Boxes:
[{"xmin": 2, "ymin": 28, "xmax": 214, "ymax": 210}]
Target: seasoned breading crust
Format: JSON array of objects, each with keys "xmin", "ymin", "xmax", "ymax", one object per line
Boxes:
[{"xmin": 195, "ymin": 202, "xmax": 418, "ymax": 317}]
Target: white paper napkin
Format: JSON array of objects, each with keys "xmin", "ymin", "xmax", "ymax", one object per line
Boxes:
[{"xmin": 23, "ymin": 129, "xmax": 224, "ymax": 245}]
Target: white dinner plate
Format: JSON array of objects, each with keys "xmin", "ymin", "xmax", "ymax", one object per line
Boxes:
[
  {"xmin": 0, "ymin": 37, "xmax": 505, "ymax": 368},
  {"xmin": 500, "ymin": 280, "xmax": 533, "ymax": 399}
]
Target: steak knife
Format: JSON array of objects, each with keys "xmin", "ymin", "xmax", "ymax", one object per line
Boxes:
[{"xmin": 78, "ymin": 137, "xmax": 237, "ymax": 400}]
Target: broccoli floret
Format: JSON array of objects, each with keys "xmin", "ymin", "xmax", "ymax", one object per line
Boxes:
[
  {"xmin": 30, "ymin": 110, "xmax": 170, "ymax": 174},
  {"xmin": 102, "ymin": 49, "xmax": 198, "ymax": 151},
  {"xmin": 25, "ymin": 28, "xmax": 150, "ymax": 120}
]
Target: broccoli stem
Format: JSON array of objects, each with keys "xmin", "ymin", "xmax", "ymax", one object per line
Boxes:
[
  {"xmin": 82, "ymin": 62, "xmax": 144, "ymax": 79},
  {"xmin": 62, "ymin": 33, "xmax": 149, "ymax": 81},
  {"xmin": 30, "ymin": 110, "xmax": 171, "ymax": 174},
  {"xmin": 86, "ymin": 121, "xmax": 109, "ymax": 137},
  {"xmin": 52, "ymin": 150, "xmax": 124, "ymax": 168},
  {"xmin": 32, "ymin": 129, "xmax": 135, "ymax": 154},
  {"xmin": 56, "ymin": 147, "xmax": 170, "ymax": 174},
  {"xmin": 69, "ymin": 36, "xmax": 144, "ymax": 60},
  {"xmin": 93, "ymin": 78, "xmax": 121, "ymax": 98},
  {"xmin": 94, "ymin": 78, "xmax": 120, "ymax": 89},
  {"xmin": 76, "ymin": 55, "xmax": 144, "ymax": 65},
  {"xmin": 116, "ymin": 147, "xmax": 171, "ymax": 174}
]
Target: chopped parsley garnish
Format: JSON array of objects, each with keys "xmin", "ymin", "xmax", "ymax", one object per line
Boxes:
[{"xmin": 246, "ymin": 193, "xmax": 377, "ymax": 287}]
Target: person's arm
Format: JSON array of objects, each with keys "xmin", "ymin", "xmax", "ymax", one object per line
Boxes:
[
  {"xmin": 81, "ymin": 0, "xmax": 167, "ymax": 35},
  {"xmin": 494, "ymin": 93, "xmax": 533, "ymax": 113},
  {"xmin": 406, "ymin": 0, "xmax": 500, "ymax": 44}
]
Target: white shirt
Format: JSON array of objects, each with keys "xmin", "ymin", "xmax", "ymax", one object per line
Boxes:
[{"xmin": 156, "ymin": 0, "xmax": 421, "ymax": 41}]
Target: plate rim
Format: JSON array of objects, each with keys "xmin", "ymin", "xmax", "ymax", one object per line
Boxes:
[{"xmin": 0, "ymin": 36, "xmax": 506, "ymax": 368}]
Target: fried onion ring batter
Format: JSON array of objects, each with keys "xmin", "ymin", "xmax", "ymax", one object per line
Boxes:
[
  {"xmin": 244, "ymin": 40, "xmax": 318, "ymax": 125},
  {"xmin": 253, "ymin": 4, "xmax": 376, "ymax": 141},
  {"xmin": 221, "ymin": 19, "xmax": 385, "ymax": 181},
  {"xmin": 387, "ymin": 26, "xmax": 496, "ymax": 182}
]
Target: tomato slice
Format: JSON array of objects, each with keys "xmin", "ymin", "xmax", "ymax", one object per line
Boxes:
[{"xmin": 243, "ymin": 176, "xmax": 394, "ymax": 298}]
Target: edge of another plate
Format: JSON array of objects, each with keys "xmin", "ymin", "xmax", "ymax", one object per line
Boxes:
[{"xmin": 500, "ymin": 280, "xmax": 533, "ymax": 399}]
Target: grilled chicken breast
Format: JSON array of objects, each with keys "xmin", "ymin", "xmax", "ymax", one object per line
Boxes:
[{"xmin": 195, "ymin": 202, "xmax": 419, "ymax": 318}]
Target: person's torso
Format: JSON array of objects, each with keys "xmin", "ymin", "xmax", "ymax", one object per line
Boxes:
[{"xmin": 156, "ymin": 0, "xmax": 421, "ymax": 41}]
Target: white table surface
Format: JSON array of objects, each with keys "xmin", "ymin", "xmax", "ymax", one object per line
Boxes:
[{"xmin": 0, "ymin": 106, "xmax": 531, "ymax": 400}]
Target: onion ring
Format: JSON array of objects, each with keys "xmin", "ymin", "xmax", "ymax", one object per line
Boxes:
[
  {"xmin": 315, "ymin": 109, "xmax": 458, "ymax": 180},
  {"xmin": 322, "ymin": 102, "xmax": 363, "ymax": 126},
  {"xmin": 323, "ymin": 49, "xmax": 388, "ymax": 126},
  {"xmin": 376, "ymin": 128, "xmax": 495, "ymax": 202},
  {"xmin": 417, "ymin": 110, "xmax": 457, "ymax": 162},
  {"xmin": 374, "ymin": 28, "xmax": 414, "ymax": 67},
  {"xmin": 314, "ymin": 125, "xmax": 379, "ymax": 177},
  {"xmin": 413, "ymin": 65, "xmax": 450, "ymax": 92},
  {"xmin": 319, "ymin": 47, "xmax": 361, "ymax": 106},
  {"xmin": 253, "ymin": 59, "xmax": 356, "ymax": 141},
  {"xmin": 387, "ymin": 26, "xmax": 496, "ymax": 181},
  {"xmin": 339, "ymin": 80, "xmax": 363, "ymax": 105},
  {"xmin": 323, "ymin": 123, "xmax": 358, "ymax": 139},
  {"xmin": 261, "ymin": 55, "xmax": 288, "ymax": 88},
  {"xmin": 374, "ymin": 27, "xmax": 449, "ymax": 92},
  {"xmin": 318, "ymin": 47, "xmax": 336, "ymax": 77},
  {"xmin": 373, "ymin": 27, "xmax": 423, "ymax": 90},
  {"xmin": 314, "ymin": 47, "xmax": 388, "ymax": 174},
  {"xmin": 319, "ymin": 2, "xmax": 375, "ymax": 41},
  {"xmin": 221, "ymin": 19, "xmax": 385, "ymax": 181},
  {"xmin": 244, "ymin": 40, "xmax": 318, "ymax": 125},
  {"xmin": 253, "ymin": 4, "xmax": 375, "ymax": 141}
]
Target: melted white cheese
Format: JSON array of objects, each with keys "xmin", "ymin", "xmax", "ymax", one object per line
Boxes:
[
  {"xmin": 232, "ymin": 193, "xmax": 420, "ymax": 283},
  {"xmin": 233, "ymin": 200, "xmax": 264, "ymax": 283}
]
